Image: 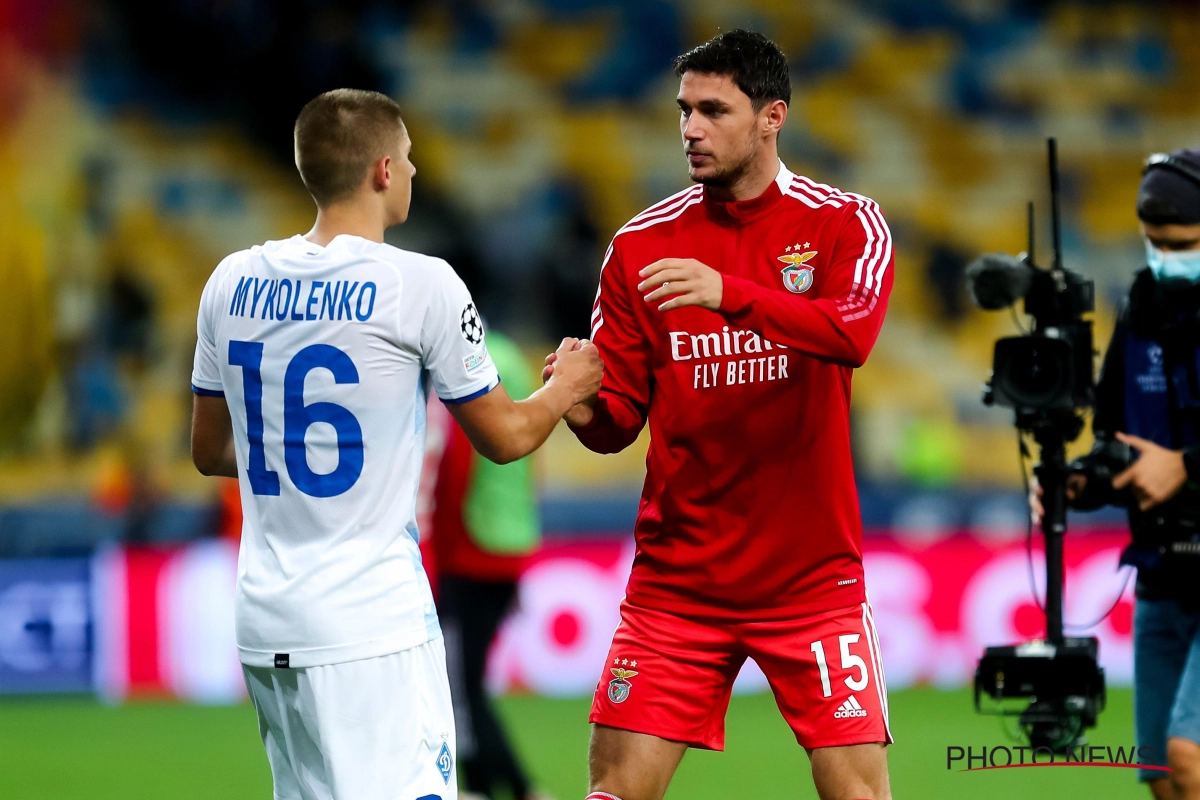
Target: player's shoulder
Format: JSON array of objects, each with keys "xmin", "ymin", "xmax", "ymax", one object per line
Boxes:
[
  {"xmin": 209, "ymin": 235, "xmax": 300, "ymax": 278},
  {"xmin": 777, "ymin": 166, "xmax": 886, "ymax": 218},
  {"xmin": 615, "ymin": 184, "xmax": 707, "ymax": 240},
  {"xmin": 210, "ymin": 244, "xmax": 257, "ymax": 278},
  {"xmin": 352, "ymin": 239, "xmax": 460, "ymax": 287},
  {"xmin": 199, "ymin": 246, "xmax": 259, "ymax": 307},
  {"xmin": 603, "ymin": 185, "xmax": 706, "ymax": 271}
]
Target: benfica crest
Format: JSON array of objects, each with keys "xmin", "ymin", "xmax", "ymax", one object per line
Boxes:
[
  {"xmin": 608, "ymin": 667, "xmax": 638, "ymax": 704},
  {"xmin": 778, "ymin": 244, "xmax": 817, "ymax": 293}
]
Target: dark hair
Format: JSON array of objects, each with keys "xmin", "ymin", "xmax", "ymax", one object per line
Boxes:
[
  {"xmin": 672, "ymin": 30, "xmax": 791, "ymax": 109},
  {"xmin": 294, "ymin": 89, "xmax": 406, "ymax": 206}
]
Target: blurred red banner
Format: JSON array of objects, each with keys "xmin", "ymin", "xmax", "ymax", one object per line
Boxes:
[{"xmin": 91, "ymin": 530, "xmax": 1135, "ymax": 702}]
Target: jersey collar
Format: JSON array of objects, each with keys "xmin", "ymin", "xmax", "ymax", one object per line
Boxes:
[{"xmin": 704, "ymin": 160, "xmax": 793, "ymax": 223}]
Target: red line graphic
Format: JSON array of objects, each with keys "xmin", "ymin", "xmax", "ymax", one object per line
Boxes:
[{"xmin": 962, "ymin": 763, "xmax": 1171, "ymax": 773}]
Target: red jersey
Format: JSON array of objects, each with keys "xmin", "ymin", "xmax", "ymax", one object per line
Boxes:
[{"xmin": 571, "ymin": 162, "xmax": 893, "ymax": 620}]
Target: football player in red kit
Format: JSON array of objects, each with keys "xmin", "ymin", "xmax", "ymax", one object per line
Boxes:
[{"xmin": 544, "ymin": 30, "xmax": 895, "ymax": 800}]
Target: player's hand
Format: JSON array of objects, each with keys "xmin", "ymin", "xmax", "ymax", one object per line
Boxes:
[
  {"xmin": 541, "ymin": 338, "xmax": 581, "ymax": 384},
  {"xmin": 546, "ymin": 337, "xmax": 603, "ymax": 411},
  {"xmin": 637, "ymin": 258, "xmax": 723, "ymax": 312},
  {"xmin": 543, "ymin": 343, "xmax": 599, "ymax": 426},
  {"xmin": 1029, "ymin": 473, "xmax": 1087, "ymax": 526},
  {"xmin": 541, "ymin": 345, "xmax": 578, "ymax": 384},
  {"xmin": 1112, "ymin": 432, "xmax": 1187, "ymax": 511}
]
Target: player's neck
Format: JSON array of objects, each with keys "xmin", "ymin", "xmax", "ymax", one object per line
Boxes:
[
  {"xmin": 705, "ymin": 147, "xmax": 780, "ymax": 204},
  {"xmin": 305, "ymin": 201, "xmax": 389, "ymax": 247}
]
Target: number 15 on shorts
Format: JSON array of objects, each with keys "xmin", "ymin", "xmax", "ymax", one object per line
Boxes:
[{"xmin": 810, "ymin": 635, "xmax": 869, "ymax": 696}]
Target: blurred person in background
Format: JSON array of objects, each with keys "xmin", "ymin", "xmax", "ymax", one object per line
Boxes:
[
  {"xmin": 432, "ymin": 326, "xmax": 553, "ymax": 800},
  {"xmin": 1033, "ymin": 149, "xmax": 1200, "ymax": 800},
  {"xmin": 189, "ymin": 88, "xmax": 602, "ymax": 800},
  {"xmin": 925, "ymin": 238, "xmax": 970, "ymax": 324},
  {"xmin": 542, "ymin": 184, "xmax": 603, "ymax": 341},
  {"xmin": 546, "ymin": 31, "xmax": 893, "ymax": 800},
  {"xmin": 104, "ymin": 264, "xmax": 160, "ymax": 543},
  {"xmin": 87, "ymin": 257, "xmax": 164, "ymax": 543}
]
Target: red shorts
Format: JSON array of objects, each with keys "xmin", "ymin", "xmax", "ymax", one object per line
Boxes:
[{"xmin": 589, "ymin": 600, "xmax": 892, "ymax": 751}]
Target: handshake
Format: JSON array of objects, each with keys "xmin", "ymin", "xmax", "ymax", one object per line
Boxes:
[{"xmin": 541, "ymin": 337, "xmax": 604, "ymax": 427}]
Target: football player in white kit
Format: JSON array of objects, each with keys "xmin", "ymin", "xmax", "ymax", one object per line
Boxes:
[{"xmin": 189, "ymin": 89, "xmax": 603, "ymax": 800}]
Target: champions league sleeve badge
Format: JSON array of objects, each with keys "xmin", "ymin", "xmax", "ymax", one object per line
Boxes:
[
  {"xmin": 460, "ymin": 303, "xmax": 485, "ymax": 345},
  {"xmin": 778, "ymin": 243, "xmax": 817, "ymax": 293},
  {"xmin": 608, "ymin": 666, "xmax": 639, "ymax": 704}
]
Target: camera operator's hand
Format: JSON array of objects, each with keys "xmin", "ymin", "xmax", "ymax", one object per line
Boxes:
[
  {"xmin": 1029, "ymin": 473, "xmax": 1088, "ymax": 526},
  {"xmin": 1112, "ymin": 432, "xmax": 1188, "ymax": 511}
]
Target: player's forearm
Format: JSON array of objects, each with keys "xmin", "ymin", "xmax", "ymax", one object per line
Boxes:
[
  {"xmin": 568, "ymin": 392, "xmax": 645, "ymax": 454},
  {"xmin": 718, "ymin": 275, "xmax": 884, "ymax": 367},
  {"xmin": 475, "ymin": 383, "xmax": 574, "ymax": 465}
]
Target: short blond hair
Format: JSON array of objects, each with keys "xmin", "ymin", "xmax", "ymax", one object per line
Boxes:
[{"xmin": 294, "ymin": 89, "xmax": 405, "ymax": 206}]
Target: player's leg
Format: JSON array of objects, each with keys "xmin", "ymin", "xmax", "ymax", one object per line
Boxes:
[
  {"xmin": 742, "ymin": 602, "xmax": 892, "ymax": 800},
  {"xmin": 297, "ymin": 639, "xmax": 458, "ymax": 799},
  {"xmin": 242, "ymin": 664, "xmax": 312, "ymax": 800},
  {"xmin": 588, "ymin": 725, "xmax": 687, "ymax": 800},
  {"xmin": 808, "ymin": 743, "xmax": 890, "ymax": 800},
  {"xmin": 586, "ymin": 601, "xmax": 744, "ymax": 800}
]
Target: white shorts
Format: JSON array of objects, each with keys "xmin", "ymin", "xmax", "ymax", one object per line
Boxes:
[{"xmin": 243, "ymin": 636, "xmax": 458, "ymax": 800}]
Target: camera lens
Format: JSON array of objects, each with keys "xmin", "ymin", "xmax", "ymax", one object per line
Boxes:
[
  {"xmin": 1009, "ymin": 344, "xmax": 1064, "ymax": 402},
  {"xmin": 991, "ymin": 337, "xmax": 1074, "ymax": 411}
]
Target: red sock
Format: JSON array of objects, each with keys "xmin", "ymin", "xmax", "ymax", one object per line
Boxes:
[{"xmin": 585, "ymin": 793, "xmax": 623, "ymax": 800}]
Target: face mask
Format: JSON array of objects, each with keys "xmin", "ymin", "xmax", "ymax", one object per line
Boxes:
[{"xmin": 1146, "ymin": 239, "xmax": 1200, "ymax": 282}]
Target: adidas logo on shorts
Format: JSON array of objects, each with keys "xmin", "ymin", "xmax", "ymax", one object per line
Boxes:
[{"xmin": 834, "ymin": 695, "xmax": 868, "ymax": 719}]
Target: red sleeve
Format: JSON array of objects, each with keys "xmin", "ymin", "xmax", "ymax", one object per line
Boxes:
[
  {"xmin": 569, "ymin": 242, "xmax": 653, "ymax": 454},
  {"xmin": 719, "ymin": 198, "xmax": 893, "ymax": 368}
]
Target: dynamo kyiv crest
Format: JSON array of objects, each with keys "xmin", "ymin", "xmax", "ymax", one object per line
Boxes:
[{"xmin": 436, "ymin": 741, "xmax": 453, "ymax": 784}]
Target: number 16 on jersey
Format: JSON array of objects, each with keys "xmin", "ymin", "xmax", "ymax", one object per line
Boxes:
[{"xmin": 229, "ymin": 340, "xmax": 364, "ymax": 498}]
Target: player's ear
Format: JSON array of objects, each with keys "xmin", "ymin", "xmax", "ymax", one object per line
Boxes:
[
  {"xmin": 373, "ymin": 155, "xmax": 392, "ymax": 192},
  {"xmin": 762, "ymin": 99, "xmax": 787, "ymax": 138}
]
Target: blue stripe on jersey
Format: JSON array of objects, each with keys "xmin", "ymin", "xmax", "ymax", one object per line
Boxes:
[
  {"xmin": 424, "ymin": 600, "xmax": 442, "ymax": 642},
  {"xmin": 191, "ymin": 384, "xmax": 225, "ymax": 397},
  {"xmin": 440, "ymin": 377, "xmax": 500, "ymax": 405},
  {"xmin": 407, "ymin": 372, "xmax": 428, "ymax": 546}
]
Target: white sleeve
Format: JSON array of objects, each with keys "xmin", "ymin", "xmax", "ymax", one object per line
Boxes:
[
  {"xmin": 422, "ymin": 263, "xmax": 500, "ymax": 404},
  {"xmin": 191, "ymin": 264, "xmax": 225, "ymax": 397}
]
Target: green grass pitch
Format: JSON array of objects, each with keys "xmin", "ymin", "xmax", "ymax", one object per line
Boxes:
[{"xmin": 0, "ymin": 688, "xmax": 1148, "ymax": 799}]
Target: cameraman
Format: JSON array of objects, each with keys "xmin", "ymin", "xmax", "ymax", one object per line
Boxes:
[{"xmin": 1035, "ymin": 149, "xmax": 1200, "ymax": 800}]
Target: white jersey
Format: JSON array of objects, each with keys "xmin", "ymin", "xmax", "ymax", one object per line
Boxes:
[{"xmin": 192, "ymin": 234, "xmax": 498, "ymax": 668}]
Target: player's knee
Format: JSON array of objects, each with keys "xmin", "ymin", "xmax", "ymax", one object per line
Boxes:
[
  {"xmin": 819, "ymin": 786, "xmax": 890, "ymax": 800},
  {"xmin": 586, "ymin": 728, "xmax": 620, "ymax": 784},
  {"xmin": 586, "ymin": 753, "xmax": 636, "ymax": 800},
  {"xmin": 817, "ymin": 788, "xmax": 890, "ymax": 800},
  {"xmin": 811, "ymin": 744, "xmax": 890, "ymax": 800},
  {"xmin": 587, "ymin": 725, "xmax": 681, "ymax": 800}
]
